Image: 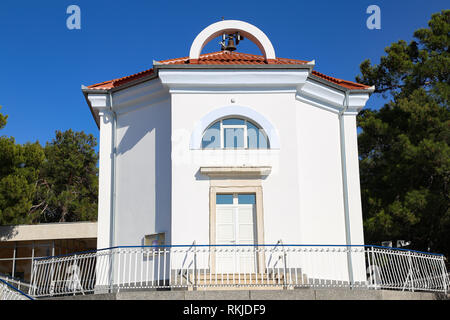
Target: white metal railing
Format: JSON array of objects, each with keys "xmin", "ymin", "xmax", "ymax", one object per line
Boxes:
[
  {"xmin": 0, "ymin": 278, "xmax": 33, "ymax": 300},
  {"xmin": 29, "ymin": 245, "xmax": 448, "ymax": 298},
  {"xmin": 0, "ymin": 274, "xmax": 33, "ymax": 295}
]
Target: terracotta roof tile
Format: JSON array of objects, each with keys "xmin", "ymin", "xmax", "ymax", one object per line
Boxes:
[
  {"xmin": 159, "ymin": 51, "xmax": 309, "ymax": 65},
  {"xmin": 86, "ymin": 51, "xmax": 369, "ymax": 90},
  {"xmin": 86, "ymin": 68, "xmax": 154, "ymax": 90},
  {"xmin": 311, "ymin": 70, "xmax": 369, "ymax": 90}
]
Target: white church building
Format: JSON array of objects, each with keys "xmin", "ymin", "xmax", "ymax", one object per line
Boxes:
[{"xmin": 82, "ymin": 20, "xmax": 374, "ymax": 286}]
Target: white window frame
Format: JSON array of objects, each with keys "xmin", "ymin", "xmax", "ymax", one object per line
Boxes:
[
  {"xmin": 202, "ymin": 117, "xmax": 270, "ymax": 150},
  {"xmin": 220, "ymin": 121, "xmax": 248, "ymax": 149}
]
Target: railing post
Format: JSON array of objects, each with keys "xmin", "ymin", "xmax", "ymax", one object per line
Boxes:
[
  {"xmin": 73, "ymin": 254, "xmax": 78, "ymax": 296},
  {"xmin": 29, "ymin": 242, "xmax": 34, "ymax": 297},
  {"xmin": 282, "ymin": 246, "xmax": 287, "ymax": 289},
  {"xmin": 109, "ymin": 249, "xmax": 114, "ymax": 294},
  {"xmin": 346, "ymin": 246, "xmax": 354, "ymax": 289},
  {"xmin": 193, "ymin": 246, "xmax": 197, "ymax": 290},
  {"xmin": 50, "ymin": 257, "xmax": 55, "ymax": 297},
  {"xmin": 370, "ymin": 247, "xmax": 378, "ymax": 290},
  {"xmin": 440, "ymin": 257, "xmax": 448, "ymax": 294},
  {"xmin": 408, "ymin": 251, "xmax": 414, "ymax": 292},
  {"xmin": 117, "ymin": 249, "xmax": 122, "ymax": 293},
  {"xmin": 30, "ymin": 261, "xmax": 36, "ymax": 297}
]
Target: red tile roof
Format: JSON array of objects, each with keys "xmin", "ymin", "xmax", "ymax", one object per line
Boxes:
[
  {"xmin": 310, "ymin": 70, "xmax": 370, "ymax": 90},
  {"xmin": 86, "ymin": 51, "xmax": 370, "ymax": 90},
  {"xmin": 159, "ymin": 51, "xmax": 309, "ymax": 65},
  {"xmin": 86, "ymin": 68, "xmax": 155, "ymax": 90}
]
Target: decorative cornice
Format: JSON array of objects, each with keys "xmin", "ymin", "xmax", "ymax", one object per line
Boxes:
[
  {"xmin": 158, "ymin": 69, "xmax": 310, "ymax": 91},
  {"xmin": 111, "ymin": 78, "xmax": 169, "ymax": 115},
  {"xmin": 200, "ymin": 166, "xmax": 272, "ymax": 177},
  {"xmin": 296, "ymin": 78, "xmax": 371, "ymax": 115},
  {"xmin": 87, "ymin": 93, "xmax": 109, "ymax": 110}
]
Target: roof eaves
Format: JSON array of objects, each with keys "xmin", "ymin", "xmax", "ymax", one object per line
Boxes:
[
  {"xmin": 81, "ymin": 88, "xmax": 101, "ymax": 129},
  {"xmin": 309, "ymin": 73, "xmax": 374, "ymax": 93}
]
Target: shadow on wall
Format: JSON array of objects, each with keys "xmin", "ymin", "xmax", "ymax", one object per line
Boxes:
[
  {"xmin": 194, "ymin": 169, "xmax": 209, "ymax": 181},
  {"xmin": 115, "ymin": 100, "xmax": 172, "ymax": 245},
  {"xmin": 116, "ymin": 94, "xmax": 172, "ymax": 156},
  {"xmin": 0, "ymin": 225, "xmax": 18, "ymax": 241}
]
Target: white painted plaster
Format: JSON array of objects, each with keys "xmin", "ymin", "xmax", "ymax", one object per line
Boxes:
[{"xmin": 189, "ymin": 20, "xmax": 276, "ymax": 61}]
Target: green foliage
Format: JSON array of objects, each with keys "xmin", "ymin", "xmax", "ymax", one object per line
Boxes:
[
  {"xmin": 0, "ymin": 137, "xmax": 45, "ymax": 225},
  {"xmin": 357, "ymin": 10, "xmax": 450, "ymax": 255},
  {"xmin": 35, "ymin": 130, "xmax": 99, "ymax": 222},
  {"xmin": 0, "ymin": 123, "xmax": 98, "ymax": 225},
  {"xmin": 0, "ymin": 106, "xmax": 7, "ymax": 130},
  {"xmin": 356, "ymin": 10, "xmax": 450, "ymax": 105}
]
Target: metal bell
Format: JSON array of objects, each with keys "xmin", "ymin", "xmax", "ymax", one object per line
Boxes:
[{"xmin": 225, "ymin": 35, "xmax": 236, "ymax": 51}]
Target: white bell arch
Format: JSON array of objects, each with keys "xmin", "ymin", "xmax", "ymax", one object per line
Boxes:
[{"xmin": 189, "ymin": 20, "xmax": 276, "ymax": 63}]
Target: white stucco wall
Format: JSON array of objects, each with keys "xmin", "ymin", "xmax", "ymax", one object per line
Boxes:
[
  {"xmin": 91, "ymin": 68, "xmax": 370, "ymax": 285},
  {"xmin": 103, "ymin": 74, "xmax": 366, "ymax": 251},
  {"xmin": 113, "ymin": 86, "xmax": 172, "ymax": 247},
  {"xmin": 169, "ymin": 91, "xmax": 348, "ymax": 247},
  {"xmin": 295, "ymin": 99, "xmax": 348, "ymax": 245}
]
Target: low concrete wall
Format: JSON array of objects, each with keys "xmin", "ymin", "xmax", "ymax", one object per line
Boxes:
[{"xmin": 46, "ymin": 288, "xmax": 449, "ymax": 300}]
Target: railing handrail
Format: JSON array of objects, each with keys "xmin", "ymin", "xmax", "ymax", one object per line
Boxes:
[
  {"xmin": 0, "ymin": 278, "xmax": 34, "ymax": 300},
  {"xmin": 30, "ymin": 244, "xmax": 448, "ymax": 298},
  {"xmin": 33, "ymin": 244, "xmax": 445, "ymax": 261}
]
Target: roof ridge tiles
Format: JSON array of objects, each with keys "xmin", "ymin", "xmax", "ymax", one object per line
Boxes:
[{"xmin": 85, "ymin": 51, "xmax": 369, "ymax": 90}]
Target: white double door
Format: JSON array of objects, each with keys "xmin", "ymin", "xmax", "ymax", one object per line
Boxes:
[{"xmin": 216, "ymin": 194, "xmax": 256, "ymax": 273}]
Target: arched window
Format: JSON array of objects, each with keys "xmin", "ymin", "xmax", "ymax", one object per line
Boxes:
[{"xmin": 201, "ymin": 117, "xmax": 270, "ymax": 149}]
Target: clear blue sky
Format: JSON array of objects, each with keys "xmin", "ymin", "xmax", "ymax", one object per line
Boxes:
[{"xmin": 0, "ymin": 0, "xmax": 447, "ymax": 146}]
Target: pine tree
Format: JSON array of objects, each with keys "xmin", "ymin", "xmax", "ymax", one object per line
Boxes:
[
  {"xmin": 35, "ymin": 130, "xmax": 99, "ymax": 223},
  {"xmin": 356, "ymin": 10, "xmax": 450, "ymax": 255},
  {"xmin": 0, "ymin": 106, "xmax": 99, "ymax": 225},
  {"xmin": 0, "ymin": 107, "xmax": 45, "ymax": 225}
]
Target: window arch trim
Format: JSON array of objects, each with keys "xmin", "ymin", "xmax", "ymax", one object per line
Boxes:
[{"xmin": 190, "ymin": 105, "xmax": 280, "ymax": 149}]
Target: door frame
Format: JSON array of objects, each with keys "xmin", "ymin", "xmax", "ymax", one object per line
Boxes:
[{"xmin": 209, "ymin": 185, "xmax": 265, "ymax": 273}]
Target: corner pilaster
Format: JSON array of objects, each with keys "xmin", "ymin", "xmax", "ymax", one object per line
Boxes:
[{"xmin": 87, "ymin": 94, "xmax": 114, "ymax": 250}]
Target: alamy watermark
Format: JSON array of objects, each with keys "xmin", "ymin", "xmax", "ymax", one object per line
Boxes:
[
  {"xmin": 66, "ymin": 5, "xmax": 81, "ymax": 30},
  {"xmin": 366, "ymin": 5, "xmax": 381, "ymax": 30}
]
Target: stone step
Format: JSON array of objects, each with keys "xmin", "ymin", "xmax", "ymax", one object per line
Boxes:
[{"xmin": 184, "ymin": 273, "xmax": 308, "ymax": 287}]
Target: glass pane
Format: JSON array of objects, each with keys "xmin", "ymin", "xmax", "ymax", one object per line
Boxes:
[
  {"xmin": 14, "ymin": 259, "xmax": 32, "ymax": 282},
  {"xmin": 222, "ymin": 118, "xmax": 245, "ymax": 125},
  {"xmin": 224, "ymin": 127, "xmax": 244, "ymax": 148},
  {"xmin": 216, "ymin": 194, "xmax": 233, "ymax": 204},
  {"xmin": 247, "ymin": 121, "xmax": 269, "ymax": 149},
  {"xmin": 201, "ymin": 121, "xmax": 220, "ymax": 149},
  {"xmin": 247, "ymin": 122, "xmax": 259, "ymax": 148},
  {"xmin": 258, "ymin": 130, "xmax": 269, "ymax": 149},
  {"xmin": 33, "ymin": 241, "xmax": 52, "ymax": 258},
  {"xmin": 238, "ymin": 194, "xmax": 255, "ymax": 205},
  {"xmin": 15, "ymin": 244, "xmax": 32, "ymax": 259},
  {"xmin": 0, "ymin": 245, "xmax": 14, "ymax": 259},
  {"xmin": 0, "ymin": 260, "xmax": 13, "ymax": 277}
]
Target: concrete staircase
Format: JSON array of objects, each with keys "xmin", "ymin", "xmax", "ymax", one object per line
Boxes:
[{"xmin": 186, "ymin": 272, "xmax": 308, "ymax": 290}]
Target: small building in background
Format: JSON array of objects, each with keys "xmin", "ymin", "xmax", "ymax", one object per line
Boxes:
[{"xmin": 0, "ymin": 222, "xmax": 97, "ymax": 283}]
